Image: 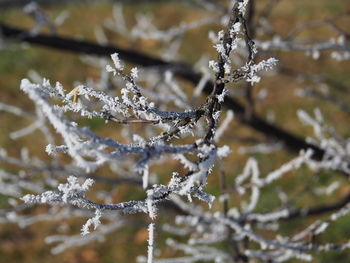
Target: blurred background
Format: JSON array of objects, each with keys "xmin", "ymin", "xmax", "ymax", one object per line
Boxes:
[{"xmin": 0, "ymin": 0, "xmax": 349, "ymax": 262}]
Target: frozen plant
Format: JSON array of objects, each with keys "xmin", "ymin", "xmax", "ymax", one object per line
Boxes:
[{"xmin": 0, "ymin": 0, "xmax": 349, "ymax": 263}]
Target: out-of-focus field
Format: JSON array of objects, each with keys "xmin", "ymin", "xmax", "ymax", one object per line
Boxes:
[{"xmin": 0, "ymin": 1, "xmax": 349, "ymax": 262}]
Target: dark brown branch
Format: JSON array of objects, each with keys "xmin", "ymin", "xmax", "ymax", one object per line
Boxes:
[
  {"xmin": 0, "ymin": 22, "xmax": 326, "ymax": 160},
  {"xmin": 279, "ymin": 66, "xmax": 349, "ymax": 93},
  {"xmin": 244, "ymin": 0, "xmax": 256, "ymax": 118},
  {"xmin": 287, "ymin": 191, "xmax": 350, "ymax": 219},
  {"xmin": 0, "ymin": 0, "xmax": 182, "ymax": 9},
  {"xmin": 237, "ymin": 192, "xmax": 350, "ymax": 225}
]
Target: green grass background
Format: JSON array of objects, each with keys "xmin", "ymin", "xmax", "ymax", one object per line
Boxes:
[{"xmin": 0, "ymin": 1, "xmax": 350, "ymax": 262}]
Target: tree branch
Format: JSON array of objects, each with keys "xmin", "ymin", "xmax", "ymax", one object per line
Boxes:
[
  {"xmin": 287, "ymin": 191, "xmax": 350, "ymax": 220},
  {"xmin": 0, "ymin": 22, "xmax": 326, "ymax": 160}
]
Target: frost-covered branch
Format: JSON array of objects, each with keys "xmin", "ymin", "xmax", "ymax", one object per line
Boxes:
[{"xmin": 1, "ymin": 1, "xmax": 350, "ymax": 262}]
